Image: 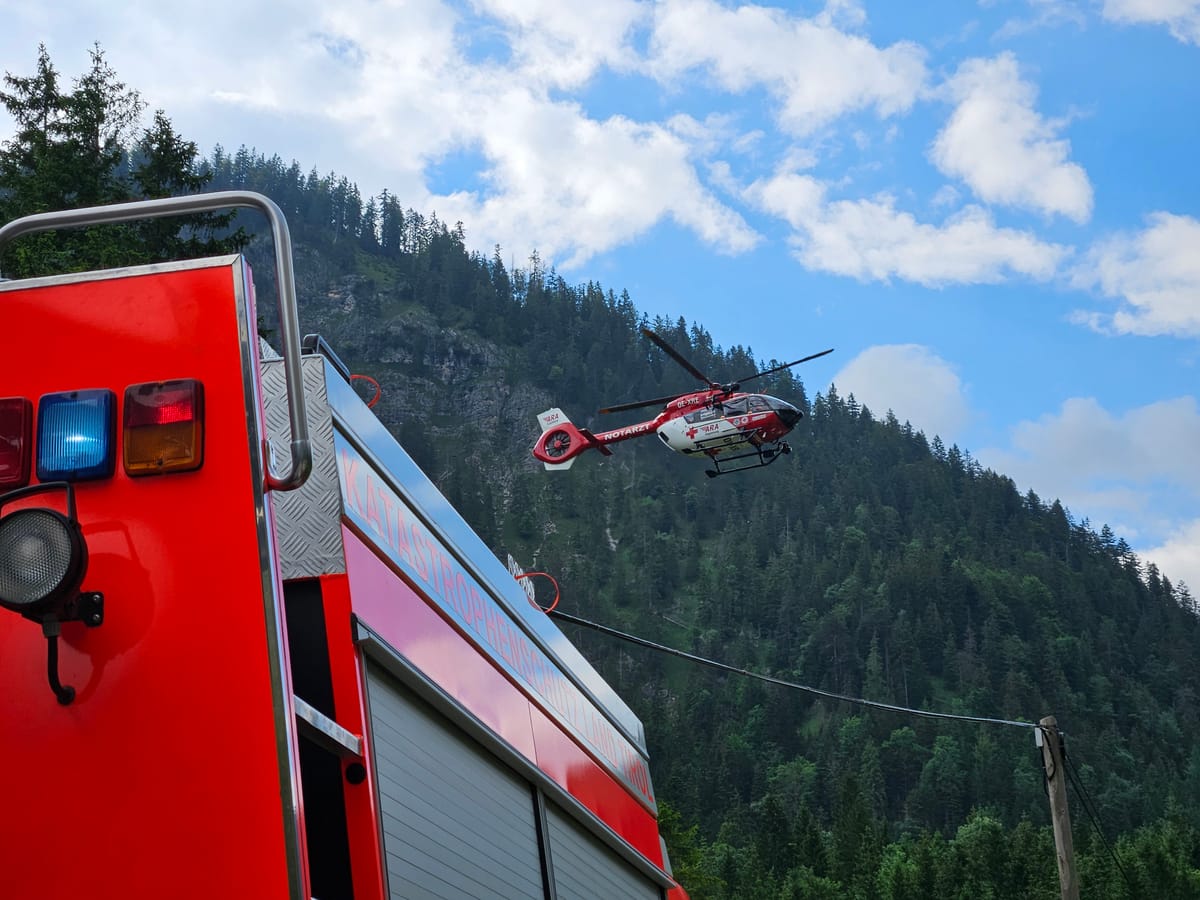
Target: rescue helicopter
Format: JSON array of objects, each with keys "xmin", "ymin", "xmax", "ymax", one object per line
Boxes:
[{"xmin": 532, "ymin": 328, "xmax": 833, "ymax": 477}]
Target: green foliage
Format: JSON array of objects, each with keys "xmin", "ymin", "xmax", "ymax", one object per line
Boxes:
[{"xmin": 0, "ymin": 43, "xmax": 243, "ymax": 276}]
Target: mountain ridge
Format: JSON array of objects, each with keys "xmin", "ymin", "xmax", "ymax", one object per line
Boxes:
[{"xmin": 218, "ymin": 148, "xmax": 1200, "ymax": 899}]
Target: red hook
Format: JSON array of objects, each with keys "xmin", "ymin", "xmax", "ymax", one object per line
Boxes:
[{"xmin": 514, "ymin": 571, "xmax": 560, "ymax": 613}]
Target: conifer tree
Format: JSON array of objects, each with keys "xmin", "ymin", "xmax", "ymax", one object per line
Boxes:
[{"xmin": 1, "ymin": 43, "xmax": 241, "ymax": 276}]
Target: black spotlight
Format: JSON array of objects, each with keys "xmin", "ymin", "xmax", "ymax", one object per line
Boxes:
[{"xmin": 0, "ymin": 482, "xmax": 103, "ymax": 704}]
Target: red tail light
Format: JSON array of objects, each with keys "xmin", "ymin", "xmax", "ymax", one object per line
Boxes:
[{"xmin": 0, "ymin": 398, "xmax": 32, "ymax": 489}]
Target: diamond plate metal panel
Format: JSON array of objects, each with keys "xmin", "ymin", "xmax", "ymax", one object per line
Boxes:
[{"xmin": 262, "ymin": 355, "xmax": 346, "ymax": 578}]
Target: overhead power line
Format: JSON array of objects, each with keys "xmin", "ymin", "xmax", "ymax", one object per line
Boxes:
[
  {"xmin": 1063, "ymin": 747, "xmax": 1135, "ymax": 892},
  {"xmin": 549, "ymin": 610, "xmax": 1038, "ymax": 732}
]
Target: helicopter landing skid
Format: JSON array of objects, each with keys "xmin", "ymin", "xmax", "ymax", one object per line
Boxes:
[{"xmin": 704, "ymin": 441, "xmax": 791, "ymax": 478}]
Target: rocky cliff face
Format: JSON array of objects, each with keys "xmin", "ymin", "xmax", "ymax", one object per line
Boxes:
[{"xmin": 271, "ymin": 252, "xmax": 552, "ymax": 498}]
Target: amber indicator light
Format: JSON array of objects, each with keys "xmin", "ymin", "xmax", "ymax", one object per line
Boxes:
[{"xmin": 122, "ymin": 380, "xmax": 204, "ymax": 476}]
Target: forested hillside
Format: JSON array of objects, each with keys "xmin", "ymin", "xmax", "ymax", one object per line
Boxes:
[
  {"xmin": 202, "ymin": 151, "xmax": 1200, "ymax": 898},
  {"xmin": 3, "ymin": 48, "xmax": 1198, "ymax": 890}
]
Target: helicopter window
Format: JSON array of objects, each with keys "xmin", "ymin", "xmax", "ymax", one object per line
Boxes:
[
  {"xmin": 747, "ymin": 395, "xmax": 769, "ymax": 412},
  {"xmin": 720, "ymin": 397, "xmax": 748, "ymax": 415},
  {"xmin": 685, "ymin": 406, "xmax": 721, "ymax": 424}
]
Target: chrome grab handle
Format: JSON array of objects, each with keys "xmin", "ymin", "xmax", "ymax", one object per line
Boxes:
[{"xmin": 0, "ymin": 191, "xmax": 312, "ymax": 491}]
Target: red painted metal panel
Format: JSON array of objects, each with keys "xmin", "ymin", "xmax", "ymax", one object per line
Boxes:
[
  {"xmin": 343, "ymin": 526, "xmax": 667, "ymax": 870},
  {"xmin": 528, "ymin": 704, "xmax": 666, "ymax": 866},
  {"xmin": 0, "ymin": 263, "xmax": 301, "ymax": 900},
  {"xmin": 314, "ymin": 572, "xmax": 387, "ymax": 900},
  {"xmin": 344, "ymin": 526, "xmax": 538, "ymax": 762},
  {"xmin": 336, "ymin": 436, "xmax": 657, "ymax": 810}
]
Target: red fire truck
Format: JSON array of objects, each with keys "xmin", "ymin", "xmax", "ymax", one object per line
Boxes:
[{"xmin": 0, "ymin": 192, "xmax": 687, "ymax": 899}]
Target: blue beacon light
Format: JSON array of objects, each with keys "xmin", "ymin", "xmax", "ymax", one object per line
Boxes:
[{"xmin": 36, "ymin": 389, "xmax": 117, "ymax": 482}]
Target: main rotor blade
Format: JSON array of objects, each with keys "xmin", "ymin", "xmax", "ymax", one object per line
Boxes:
[
  {"xmin": 599, "ymin": 392, "xmax": 687, "ymax": 415},
  {"xmin": 736, "ymin": 348, "xmax": 835, "ymax": 385},
  {"xmin": 641, "ymin": 328, "xmax": 715, "ymax": 387}
]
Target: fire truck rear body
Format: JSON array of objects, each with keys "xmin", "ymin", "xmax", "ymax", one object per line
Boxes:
[{"xmin": 0, "ymin": 194, "xmax": 685, "ymax": 899}]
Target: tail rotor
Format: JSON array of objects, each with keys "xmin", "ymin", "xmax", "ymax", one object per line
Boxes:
[{"xmin": 532, "ymin": 408, "xmax": 605, "ymax": 470}]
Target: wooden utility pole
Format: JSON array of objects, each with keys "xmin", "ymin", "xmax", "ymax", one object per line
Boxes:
[{"xmin": 1039, "ymin": 715, "xmax": 1080, "ymax": 900}]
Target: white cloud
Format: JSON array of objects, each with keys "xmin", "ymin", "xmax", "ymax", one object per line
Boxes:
[
  {"xmin": 430, "ymin": 91, "xmax": 761, "ymax": 268},
  {"xmin": 1071, "ymin": 212, "xmax": 1200, "ymax": 337},
  {"xmin": 648, "ymin": 0, "xmax": 927, "ymax": 133},
  {"xmin": 978, "ymin": 396, "xmax": 1200, "ymax": 586},
  {"xmin": 745, "ymin": 172, "xmax": 1068, "ymax": 285},
  {"xmin": 471, "ymin": 0, "xmax": 647, "ymax": 87},
  {"xmin": 74, "ymin": 0, "xmax": 756, "ymax": 271},
  {"xmin": 830, "ymin": 344, "xmax": 971, "ymax": 441},
  {"xmin": 997, "ymin": 397, "xmax": 1200, "ymax": 489},
  {"xmin": 0, "ymin": 0, "xmax": 472, "ymax": 200},
  {"xmin": 994, "ymin": 0, "xmax": 1088, "ymax": 39},
  {"xmin": 231, "ymin": 2, "xmax": 765, "ymax": 269},
  {"xmin": 1102, "ymin": 0, "xmax": 1200, "ymax": 45},
  {"xmin": 0, "ymin": 2, "xmax": 1061, "ymax": 285},
  {"xmin": 1143, "ymin": 519, "xmax": 1200, "ymax": 596},
  {"xmin": 931, "ymin": 53, "xmax": 1093, "ymax": 222},
  {"xmin": 816, "ymin": 0, "xmax": 869, "ymax": 29}
]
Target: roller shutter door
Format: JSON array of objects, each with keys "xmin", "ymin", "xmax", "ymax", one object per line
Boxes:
[
  {"xmin": 366, "ymin": 663, "xmax": 546, "ymax": 899},
  {"xmin": 546, "ymin": 802, "xmax": 664, "ymax": 900}
]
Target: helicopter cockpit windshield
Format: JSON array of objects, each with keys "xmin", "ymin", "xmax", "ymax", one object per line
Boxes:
[
  {"xmin": 765, "ymin": 396, "xmax": 801, "ymax": 427},
  {"xmin": 684, "ymin": 395, "xmax": 789, "ymax": 422}
]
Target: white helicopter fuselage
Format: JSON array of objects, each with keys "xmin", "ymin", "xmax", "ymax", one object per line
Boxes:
[
  {"xmin": 655, "ymin": 410, "xmax": 748, "ymax": 457},
  {"xmin": 654, "ymin": 392, "xmax": 801, "ymax": 458}
]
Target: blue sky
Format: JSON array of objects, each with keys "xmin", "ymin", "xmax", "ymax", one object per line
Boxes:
[{"xmin": 2, "ymin": 0, "xmax": 1198, "ymax": 590}]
